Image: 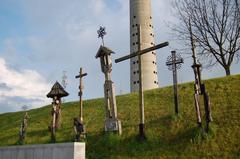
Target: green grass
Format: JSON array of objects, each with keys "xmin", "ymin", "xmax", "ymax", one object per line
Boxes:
[{"xmin": 0, "ymin": 75, "xmax": 240, "ymax": 159}]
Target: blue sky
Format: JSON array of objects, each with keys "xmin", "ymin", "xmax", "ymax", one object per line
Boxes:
[{"xmin": 0, "ymin": 0, "xmax": 239, "ymax": 113}]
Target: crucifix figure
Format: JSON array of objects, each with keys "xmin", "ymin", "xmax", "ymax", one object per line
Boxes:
[
  {"xmin": 115, "ymin": 25, "xmax": 169, "ymax": 140},
  {"xmin": 166, "ymin": 51, "xmax": 184, "ymax": 114},
  {"xmin": 189, "ymin": 21, "xmax": 213, "ymax": 132},
  {"xmin": 96, "ymin": 26, "xmax": 122, "ymax": 134}
]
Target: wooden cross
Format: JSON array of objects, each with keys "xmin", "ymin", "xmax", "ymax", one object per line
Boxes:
[
  {"xmin": 115, "ymin": 25, "xmax": 169, "ymax": 140},
  {"xmin": 75, "ymin": 67, "xmax": 88, "ymax": 123},
  {"xmin": 189, "ymin": 20, "xmax": 213, "ymax": 132},
  {"xmin": 166, "ymin": 51, "xmax": 184, "ymax": 114}
]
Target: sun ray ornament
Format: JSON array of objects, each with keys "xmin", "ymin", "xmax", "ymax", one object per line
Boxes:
[{"xmin": 97, "ymin": 26, "xmax": 107, "ymax": 46}]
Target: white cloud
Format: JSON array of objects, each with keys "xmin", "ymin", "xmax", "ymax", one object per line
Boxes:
[
  {"xmin": 0, "ymin": 57, "xmax": 51, "ymax": 112},
  {"xmin": 0, "ymin": 0, "xmax": 239, "ymax": 114}
]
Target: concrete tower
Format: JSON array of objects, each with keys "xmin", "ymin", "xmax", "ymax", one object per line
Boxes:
[{"xmin": 130, "ymin": 0, "xmax": 158, "ymax": 92}]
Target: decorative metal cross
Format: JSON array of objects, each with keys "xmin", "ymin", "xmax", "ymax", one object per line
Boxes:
[
  {"xmin": 75, "ymin": 67, "xmax": 88, "ymax": 123},
  {"xmin": 97, "ymin": 26, "xmax": 107, "ymax": 46},
  {"xmin": 166, "ymin": 51, "xmax": 184, "ymax": 114},
  {"xmin": 115, "ymin": 25, "xmax": 169, "ymax": 140}
]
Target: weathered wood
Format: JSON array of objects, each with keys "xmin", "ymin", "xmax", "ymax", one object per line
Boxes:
[
  {"xmin": 19, "ymin": 112, "xmax": 29, "ymax": 144},
  {"xmin": 190, "ymin": 21, "xmax": 212, "ymax": 132},
  {"xmin": 46, "ymin": 82, "xmax": 68, "ymax": 142},
  {"xmin": 96, "ymin": 44, "xmax": 122, "ymax": 135},
  {"xmin": 115, "ymin": 24, "xmax": 169, "ymax": 140},
  {"xmin": 137, "ymin": 26, "xmax": 146, "ymax": 140},
  {"xmin": 115, "ymin": 42, "xmax": 169, "ymax": 63},
  {"xmin": 75, "ymin": 67, "xmax": 87, "ymax": 123}
]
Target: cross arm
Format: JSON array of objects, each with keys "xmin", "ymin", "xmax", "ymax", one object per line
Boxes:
[
  {"xmin": 166, "ymin": 59, "xmax": 184, "ymax": 66},
  {"xmin": 115, "ymin": 42, "xmax": 169, "ymax": 63},
  {"xmin": 75, "ymin": 73, "xmax": 88, "ymax": 79}
]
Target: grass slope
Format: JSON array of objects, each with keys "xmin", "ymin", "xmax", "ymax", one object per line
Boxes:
[{"xmin": 0, "ymin": 75, "xmax": 240, "ymax": 159}]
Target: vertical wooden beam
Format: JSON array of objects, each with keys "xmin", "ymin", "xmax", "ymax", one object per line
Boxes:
[{"xmin": 137, "ymin": 25, "xmax": 146, "ymax": 140}]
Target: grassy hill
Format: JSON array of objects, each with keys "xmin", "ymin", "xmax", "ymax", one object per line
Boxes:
[{"xmin": 0, "ymin": 75, "xmax": 239, "ymax": 159}]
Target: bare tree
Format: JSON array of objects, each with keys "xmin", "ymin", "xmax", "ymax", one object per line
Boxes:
[{"xmin": 173, "ymin": 0, "xmax": 240, "ymax": 75}]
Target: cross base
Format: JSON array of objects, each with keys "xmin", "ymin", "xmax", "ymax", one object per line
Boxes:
[
  {"xmin": 138, "ymin": 123, "xmax": 147, "ymax": 141},
  {"xmin": 75, "ymin": 125, "xmax": 86, "ymax": 142},
  {"xmin": 105, "ymin": 118, "xmax": 122, "ymax": 135}
]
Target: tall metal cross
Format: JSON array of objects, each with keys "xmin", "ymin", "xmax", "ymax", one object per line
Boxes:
[
  {"xmin": 75, "ymin": 67, "xmax": 88, "ymax": 123},
  {"xmin": 115, "ymin": 25, "xmax": 169, "ymax": 140},
  {"xmin": 166, "ymin": 51, "xmax": 184, "ymax": 114}
]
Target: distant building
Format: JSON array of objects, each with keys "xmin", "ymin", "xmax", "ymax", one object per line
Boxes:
[{"xmin": 130, "ymin": 0, "xmax": 159, "ymax": 92}]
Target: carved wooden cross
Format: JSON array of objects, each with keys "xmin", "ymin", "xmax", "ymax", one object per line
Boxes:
[
  {"xmin": 75, "ymin": 67, "xmax": 88, "ymax": 123},
  {"xmin": 189, "ymin": 20, "xmax": 213, "ymax": 132},
  {"xmin": 115, "ymin": 25, "xmax": 169, "ymax": 140},
  {"xmin": 166, "ymin": 51, "xmax": 184, "ymax": 114}
]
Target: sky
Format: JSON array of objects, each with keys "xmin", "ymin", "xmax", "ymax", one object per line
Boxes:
[{"xmin": 0, "ymin": 0, "xmax": 239, "ymax": 114}]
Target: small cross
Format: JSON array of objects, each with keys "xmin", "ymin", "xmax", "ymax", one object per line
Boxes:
[
  {"xmin": 166, "ymin": 51, "xmax": 184, "ymax": 114},
  {"xmin": 75, "ymin": 67, "xmax": 87, "ymax": 123},
  {"xmin": 115, "ymin": 25, "xmax": 169, "ymax": 140}
]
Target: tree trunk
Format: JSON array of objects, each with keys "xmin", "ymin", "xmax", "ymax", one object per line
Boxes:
[{"xmin": 225, "ymin": 66, "xmax": 231, "ymax": 76}]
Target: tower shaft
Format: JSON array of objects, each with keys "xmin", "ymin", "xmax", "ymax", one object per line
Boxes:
[{"xmin": 130, "ymin": 0, "xmax": 158, "ymax": 92}]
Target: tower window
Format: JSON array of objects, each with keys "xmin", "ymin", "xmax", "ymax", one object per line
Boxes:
[
  {"xmin": 150, "ymin": 16, "xmax": 152, "ymax": 19},
  {"xmin": 134, "ymin": 81, "xmax": 136, "ymax": 84},
  {"xmin": 137, "ymin": 81, "xmax": 140, "ymax": 84},
  {"xmin": 133, "ymin": 61, "xmax": 136, "ymax": 64},
  {"xmin": 133, "ymin": 71, "xmax": 136, "ymax": 74},
  {"xmin": 132, "ymin": 33, "xmax": 135, "ymax": 36},
  {"xmin": 154, "ymin": 81, "xmax": 157, "ymax": 84},
  {"xmin": 132, "ymin": 25, "xmax": 134, "ymax": 28},
  {"xmin": 133, "ymin": 16, "xmax": 136, "ymax": 18}
]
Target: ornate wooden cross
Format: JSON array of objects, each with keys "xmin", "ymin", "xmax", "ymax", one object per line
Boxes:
[
  {"xmin": 166, "ymin": 51, "xmax": 184, "ymax": 114},
  {"xmin": 189, "ymin": 20, "xmax": 213, "ymax": 132},
  {"xmin": 75, "ymin": 67, "xmax": 88, "ymax": 123},
  {"xmin": 115, "ymin": 25, "xmax": 169, "ymax": 140}
]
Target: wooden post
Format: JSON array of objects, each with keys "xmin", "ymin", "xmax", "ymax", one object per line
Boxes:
[
  {"xmin": 137, "ymin": 26, "xmax": 146, "ymax": 140},
  {"xmin": 115, "ymin": 25, "xmax": 169, "ymax": 140},
  {"xmin": 75, "ymin": 67, "xmax": 87, "ymax": 123},
  {"xmin": 189, "ymin": 21, "xmax": 203, "ymax": 128},
  {"xmin": 189, "ymin": 20, "xmax": 213, "ymax": 131}
]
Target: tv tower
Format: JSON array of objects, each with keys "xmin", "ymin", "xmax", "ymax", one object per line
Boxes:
[{"xmin": 130, "ymin": 0, "xmax": 159, "ymax": 92}]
